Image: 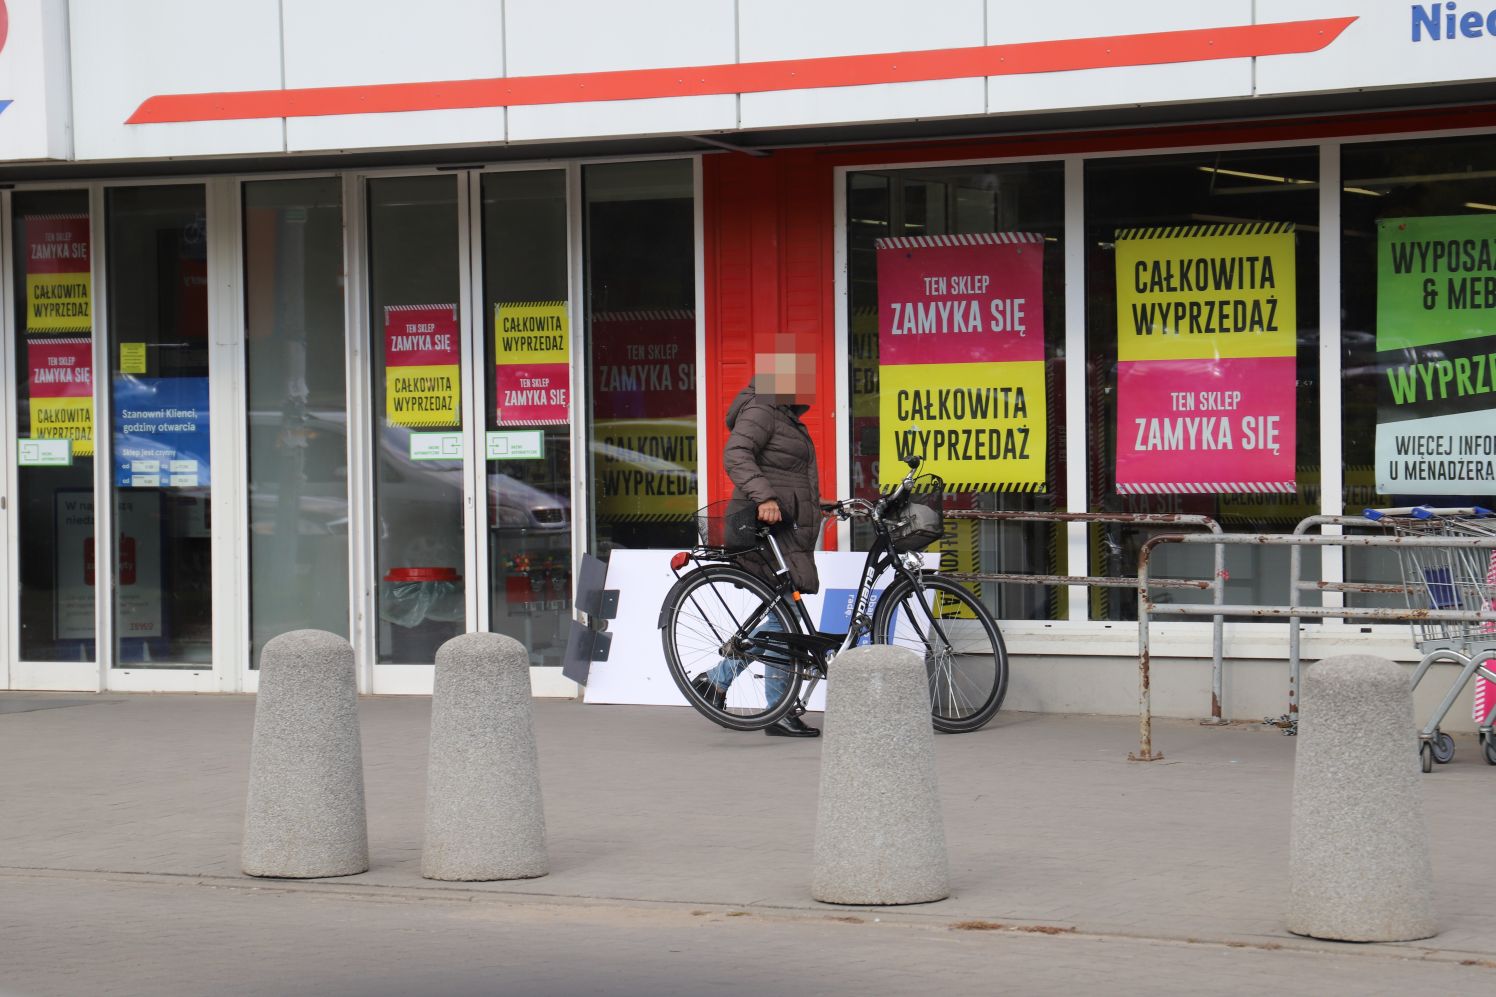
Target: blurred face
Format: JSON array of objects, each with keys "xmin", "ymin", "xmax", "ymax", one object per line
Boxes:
[{"xmin": 753, "ymin": 341, "xmax": 816, "ymax": 405}]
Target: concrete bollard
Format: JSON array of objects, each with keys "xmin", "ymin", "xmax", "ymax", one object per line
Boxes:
[
  {"xmin": 812, "ymin": 644, "xmax": 949, "ymax": 905},
  {"xmin": 242, "ymin": 630, "xmax": 368, "ymax": 878},
  {"xmin": 1287, "ymin": 654, "xmax": 1436, "ymax": 941},
  {"xmin": 422, "ymin": 632, "xmax": 548, "ymax": 881}
]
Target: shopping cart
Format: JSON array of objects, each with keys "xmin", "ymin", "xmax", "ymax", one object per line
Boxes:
[{"xmin": 1363, "ymin": 506, "xmax": 1496, "ymax": 771}]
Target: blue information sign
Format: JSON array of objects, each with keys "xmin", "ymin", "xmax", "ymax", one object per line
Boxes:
[{"xmin": 113, "ymin": 376, "xmax": 211, "ymax": 488}]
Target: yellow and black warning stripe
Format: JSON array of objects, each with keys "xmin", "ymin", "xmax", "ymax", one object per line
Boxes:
[
  {"xmin": 944, "ymin": 481, "xmax": 1047, "ymax": 494},
  {"xmin": 1114, "ymin": 221, "xmax": 1295, "ymax": 241},
  {"xmin": 600, "ymin": 512, "xmax": 693, "ymax": 523}
]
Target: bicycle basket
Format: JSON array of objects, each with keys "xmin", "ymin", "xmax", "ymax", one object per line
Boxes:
[
  {"xmin": 695, "ymin": 500, "xmax": 760, "ymax": 551},
  {"xmin": 885, "ymin": 474, "xmax": 945, "ymax": 553}
]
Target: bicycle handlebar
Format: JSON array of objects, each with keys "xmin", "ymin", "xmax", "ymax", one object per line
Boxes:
[{"xmin": 822, "ymin": 455, "xmax": 924, "ymax": 522}]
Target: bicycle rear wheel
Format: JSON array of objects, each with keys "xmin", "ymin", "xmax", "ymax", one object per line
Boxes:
[
  {"xmin": 660, "ymin": 564, "xmax": 803, "ymax": 731},
  {"xmin": 872, "ymin": 573, "xmax": 1008, "ymax": 733}
]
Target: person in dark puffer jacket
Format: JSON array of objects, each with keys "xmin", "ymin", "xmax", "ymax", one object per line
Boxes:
[{"xmin": 692, "ymin": 342, "xmax": 823, "ymax": 737}]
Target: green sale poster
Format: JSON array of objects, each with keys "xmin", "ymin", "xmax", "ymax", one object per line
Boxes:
[{"xmin": 1375, "ymin": 214, "xmax": 1496, "ymax": 494}]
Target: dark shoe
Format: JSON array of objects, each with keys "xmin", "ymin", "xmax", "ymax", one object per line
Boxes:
[
  {"xmin": 764, "ymin": 714, "xmax": 820, "ymax": 738},
  {"xmin": 690, "ymin": 674, "xmax": 727, "ymax": 710}
]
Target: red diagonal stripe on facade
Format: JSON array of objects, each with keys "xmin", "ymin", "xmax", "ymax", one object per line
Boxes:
[{"xmin": 127, "ymin": 17, "xmax": 1356, "ymax": 125}]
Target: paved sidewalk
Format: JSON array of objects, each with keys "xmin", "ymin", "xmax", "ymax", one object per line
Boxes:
[{"xmin": 3, "ymin": 691, "xmax": 1496, "ymax": 967}]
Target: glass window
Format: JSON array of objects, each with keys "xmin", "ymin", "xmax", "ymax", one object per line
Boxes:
[
  {"xmin": 12, "ymin": 190, "xmax": 94, "ymax": 661},
  {"xmin": 1340, "ymin": 135, "xmax": 1496, "ymax": 607},
  {"xmin": 1084, "ymin": 148, "xmax": 1321, "ymax": 619},
  {"xmin": 244, "ymin": 178, "xmax": 349, "ymax": 667},
  {"xmin": 107, "ymin": 185, "xmax": 213, "ymax": 665},
  {"xmin": 583, "ymin": 160, "xmax": 698, "ymax": 554},
  {"xmin": 482, "ymin": 170, "xmax": 572, "ymax": 666},
  {"xmin": 846, "ymin": 164, "xmax": 1066, "ymax": 621},
  {"xmin": 368, "ymin": 175, "xmax": 464, "ymax": 664}
]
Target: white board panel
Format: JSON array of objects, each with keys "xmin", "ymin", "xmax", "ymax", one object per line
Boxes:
[
  {"xmin": 282, "ymin": 0, "xmax": 505, "ymax": 153},
  {"xmin": 984, "ymin": 0, "xmax": 1253, "ymax": 116},
  {"xmin": 738, "ymin": 0, "xmax": 986, "ymax": 130},
  {"xmin": 504, "ymin": 0, "xmax": 736, "ymax": 141},
  {"xmin": 70, "ymin": 0, "xmax": 285, "ymax": 160},
  {"xmin": 1257, "ymin": 0, "xmax": 1496, "ymax": 96},
  {"xmin": 583, "ymin": 549, "xmax": 935, "ymax": 710}
]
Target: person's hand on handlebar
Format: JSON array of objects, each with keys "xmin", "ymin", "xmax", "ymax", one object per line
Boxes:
[{"xmin": 757, "ymin": 499, "xmax": 783, "ymax": 524}]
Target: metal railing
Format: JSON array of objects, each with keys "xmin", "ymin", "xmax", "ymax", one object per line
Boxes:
[
  {"xmin": 943, "ymin": 510, "xmax": 1229, "ymax": 722},
  {"xmin": 1135, "ymin": 531, "xmax": 1496, "ymax": 762}
]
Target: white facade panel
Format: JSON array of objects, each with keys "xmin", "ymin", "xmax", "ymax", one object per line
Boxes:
[
  {"xmin": 0, "ymin": 0, "xmax": 1481, "ymax": 166},
  {"xmin": 741, "ymin": 79, "xmax": 985, "ymax": 131},
  {"xmin": 509, "ymin": 96, "xmax": 736, "ymax": 144},
  {"xmin": 68, "ymin": 0, "xmax": 284, "ymax": 161},
  {"xmin": 0, "ymin": 0, "xmax": 72, "ymax": 161},
  {"xmin": 983, "ymin": 0, "xmax": 1254, "ymax": 116},
  {"xmin": 282, "ymin": 0, "xmax": 505, "ymax": 153},
  {"xmin": 1256, "ymin": 1, "xmax": 1496, "ymax": 96},
  {"xmin": 738, "ymin": 0, "xmax": 986, "ymax": 129},
  {"xmin": 504, "ymin": 0, "xmax": 736, "ymax": 141}
]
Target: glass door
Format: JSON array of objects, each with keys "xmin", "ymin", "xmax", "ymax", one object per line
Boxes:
[
  {"xmin": 478, "ymin": 169, "xmax": 573, "ymax": 671},
  {"xmin": 243, "ymin": 177, "xmax": 351, "ymax": 676},
  {"xmin": 367, "ymin": 174, "xmax": 468, "ymax": 680},
  {"xmin": 362, "ymin": 168, "xmax": 574, "ymax": 692},
  {"xmin": 105, "ymin": 185, "xmax": 217, "ymax": 676},
  {"xmin": 8, "ymin": 189, "xmax": 99, "ymax": 689}
]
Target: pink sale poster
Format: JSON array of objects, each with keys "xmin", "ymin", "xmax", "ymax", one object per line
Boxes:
[
  {"xmin": 1113, "ymin": 222, "xmax": 1297, "ymax": 495},
  {"xmin": 495, "ymin": 365, "xmax": 568, "ymax": 425},
  {"xmin": 1115, "ymin": 356, "xmax": 1296, "ymax": 493},
  {"xmin": 876, "ymin": 234, "xmax": 1044, "ymax": 366}
]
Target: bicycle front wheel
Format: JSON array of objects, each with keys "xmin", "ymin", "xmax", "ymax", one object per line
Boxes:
[
  {"xmin": 660, "ymin": 565, "xmax": 803, "ymax": 731},
  {"xmin": 872, "ymin": 573, "xmax": 1008, "ymax": 733}
]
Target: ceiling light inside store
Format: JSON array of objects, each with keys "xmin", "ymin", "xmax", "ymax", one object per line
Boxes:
[
  {"xmin": 1347, "ymin": 169, "xmax": 1496, "ymax": 187},
  {"xmin": 1465, "ymin": 201, "xmax": 1496, "ymax": 211},
  {"xmin": 1198, "ymin": 166, "xmax": 1313, "ymax": 186},
  {"xmin": 1342, "ymin": 186, "xmax": 1385, "ymax": 196}
]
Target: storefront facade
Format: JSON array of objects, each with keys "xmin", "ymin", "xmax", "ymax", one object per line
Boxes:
[{"xmin": 4, "ymin": 2, "xmax": 1496, "ymax": 722}]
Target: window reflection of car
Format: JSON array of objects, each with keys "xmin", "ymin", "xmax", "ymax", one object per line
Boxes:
[{"xmin": 246, "ymin": 412, "xmax": 571, "ymax": 544}]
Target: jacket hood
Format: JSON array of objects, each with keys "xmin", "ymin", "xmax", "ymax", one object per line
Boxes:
[{"xmin": 726, "ymin": 383, "xmax": 809, "ymax": 430}]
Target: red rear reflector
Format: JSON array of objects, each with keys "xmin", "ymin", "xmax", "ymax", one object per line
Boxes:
[{"xmin": 670, "ymin": 552, "xmax": 690, "ymax": 571}]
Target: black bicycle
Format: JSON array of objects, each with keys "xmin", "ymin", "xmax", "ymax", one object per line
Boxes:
[{"xmin": 658, "ymin": 456, "xmax": 1008, "ymax": 734}]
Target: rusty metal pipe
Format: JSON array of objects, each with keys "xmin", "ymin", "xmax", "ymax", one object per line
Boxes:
[
  {"xmin": 1145, "ymin": 602, "xmax": 1496, "ymax": 622},
  {"xmin": 946, "ymin": 510, "xmax": 1225, "ymax": 527},
  {"xmin": 1131, "ymin": 548, "xmax": 1159, "ymax": 761},
  {"xmin": 940, "ymin": 571, "xmax": 1211, "ymax": 591}
]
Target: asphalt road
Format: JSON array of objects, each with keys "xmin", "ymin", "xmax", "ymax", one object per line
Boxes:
[{"xmin": 3, "ymin": 870, "xmax": 1494, "ymax": 997}]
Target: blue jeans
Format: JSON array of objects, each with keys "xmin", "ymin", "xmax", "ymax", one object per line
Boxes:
[{"xmin": 705, "ymin": 611, "xmax": 793, "ymax": 709}]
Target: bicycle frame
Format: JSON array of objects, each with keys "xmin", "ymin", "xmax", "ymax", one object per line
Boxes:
[{"xmin": 677, "ymin": 506, "xmax": 954, "ymax": 710}]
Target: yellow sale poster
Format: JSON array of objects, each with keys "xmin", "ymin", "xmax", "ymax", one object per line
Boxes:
[
  {"xmin": 27, "ymin": 338, "xmax": 94, "ymax": 456},
  {"xmin": 495, "ymin": 300, "xmax": 569, "ymax": 425},
  {"xmin": 1113, "ymin": 223, "xmax": 1297, "ymax": 495},
  {"xmin": 25, "ymin": 215, "xmax": 92, "ymax": 335},
  {"xmin": 384, "ymin": 305, "xmax": 460, "ymax": 428},
  {"xmin": 878, "ymin": 360, "xmax": 1047, "ymax": 492},
  {"xmin": 875, "ymin": 233, "xmax": 1047, "ymax": 491}
]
